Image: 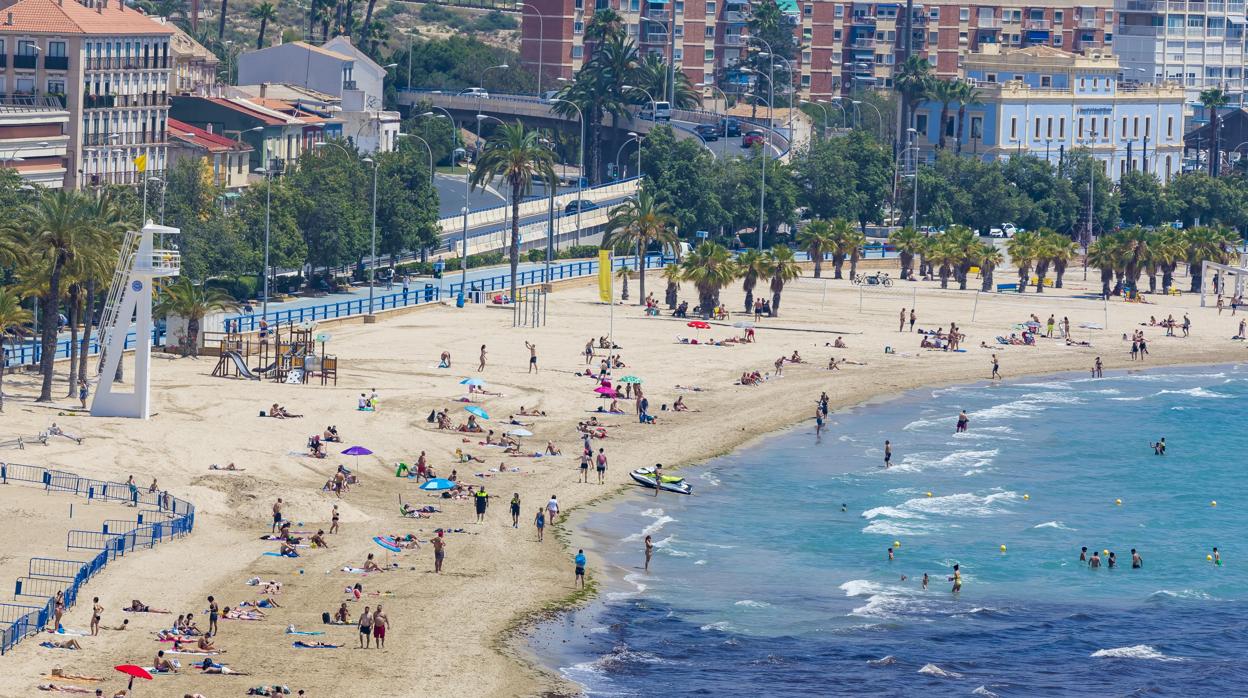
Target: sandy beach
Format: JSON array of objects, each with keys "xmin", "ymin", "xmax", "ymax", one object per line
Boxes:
[{"xmin": 0, "ymin": 263, "xmax": 1243, "ymax": 697}]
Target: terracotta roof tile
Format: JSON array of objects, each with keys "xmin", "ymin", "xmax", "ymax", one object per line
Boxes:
[
  {"xmin": 0, "ymin": 0, "xmax": 175, "ymax": 36},
  {"xmin": 167, "ymin": 117, "xmax": 251, "ymax": 152}
]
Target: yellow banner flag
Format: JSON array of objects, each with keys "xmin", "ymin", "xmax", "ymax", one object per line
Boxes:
[
  {"xmin": 598, "ymin": 250, "xmax": 612, "ymax": 303},
  {"xmin": 133, "ymin": 154, "xmax": 148, "ymax": 172}
]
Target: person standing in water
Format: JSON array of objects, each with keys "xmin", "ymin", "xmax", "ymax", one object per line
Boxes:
[
  {"xmin": 1093, "ymin": 357, "xmax": 1103, "ymax": 378},
  {"xmin": 949, "ymin": 564, "xmax": 962, "ymax": 593},
  {"xmin": 921, "ymin": 573, "xmax": 929, "ymax": 591},
  {"xmin": 1089, "ymin": 551, "xmax": 1101, "ymax": 569},
  {"xmin": 815, "ymin": 406, "xmax": 825, "ymax": 436},
  {"xmin": 1151, "ymin": 437, "xmax": 1166, "ymax": 455},
  {"xmin": 644, "ymin": 535, "xmax": 654, "ymax": 571},
  {"xmin": 1080, "ymin": 546, "xmax": 1088, "ymax": 562},
  {"xmin": 956, "ymin": 411, "xmax": 969, "ymax": 433},
  {"xmin": 1131, "ymin": 549, "xmax": 1143, "ymax": 568},
  {"xmin": 883, "ymin": 440, "xmax": 892, "ymax": 467}
]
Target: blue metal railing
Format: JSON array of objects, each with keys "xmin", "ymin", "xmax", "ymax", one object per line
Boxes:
[
  {"xmin": 0, "ymin": 463, "xmax": 195, "ymax": 655},
  {"xmin": 447, "ymin": 254, "xmax": 668, "ymax": 298},
  {"xmin": 222, "ymin": 285, "xmax": 443, "ymax": 333},
  {"xmin": 2, "ymin": 326, "xmax": 164, "ymax": 369}
]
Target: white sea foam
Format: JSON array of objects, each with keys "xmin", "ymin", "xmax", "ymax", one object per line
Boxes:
[
  {"xmin": 900, "ymin": 490, "xmax": 1018, "ymax": 518},
  {"xmin": 839, "ymin": 579, "xmax": 885, "ymax": 597},
  {"xmin": 1091, "ymin": 645, "xmax": 1181, "ymax": 661},
  {"xmin": 862, "ymin": 506, "xmax": 923, "ymax": 520},
  {"xmin": 972, "ymin": 686, "xmax": 1000, "ymax": 697},
  {"xmin": 607, "ymin": 573, "xmax": 650, "ymax": 600},
  {"xmin": 917, "ymin": 663, "xmax": 963, "ymax": 678},
  {"xmin": 734, "ymin": 599, "xmax": 772, "ymax": 609},
  {"xmin": 903, "ymin": 416, "xmax": 954, "ymax": 431},
  {"xmin": 1017, "ymin": 380, "xmax": 1074, "ymax": 390},
  {"xmin": 862, "ymin": 519, "xmax": 934, "ymax": 536},
  {"xmin": 694, "ymin": 559, "xmax": 707, "ymax": 565},
  {"xmin": 867, "ymin": 655, "xmax": 897, "ymax": 666},
  {"xmin": 890, "ymin": 449, "xmax": 999, "ymax": 474},
  {"xmin": 622, "ymin": 510, "xmax": 675, "ymax": 543},
  {"xmin": 1109, "ymin": 396, "xmax": 1146, "ymax": 401},
  {"xmin": 1157, "ymin": 387, "xmax": 1231, "ymax": 399},
  {"xmin": 700, "ymin": 621, "xmax": 732, "ymax": 632},
  {"xmin": 1032, "ymin": 520, "xmax": 1075, "ymax": 531},
  {"xmin": 1148, "ymin": 589, "xmax": 1213, "ymax": 601},
  {"xmin": 970, "ymin": 400, "xmax": 1047, "ymax": 421}
]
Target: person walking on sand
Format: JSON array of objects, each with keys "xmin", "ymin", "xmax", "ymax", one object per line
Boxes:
[
  {"xmin": 547, "ymin": 494, "xmax": 560, "ymax": 524},
  {"xmin": 596, "ymin": 449, "xmax": 608, "ymax": 484},
  {"xmin": 372, "ymin": 605, "xmax": 389, "ymax": 649},
  {"xmin": 478, "ymin": 344, "xmax": 487, "ymax": 372},
  {"xmin": 991, "ymin": 354, "xmax": 1001, "ymax": 380},
  {"xmin": 883, "ymin": 440, "xmax": 892, "ymax": 467},
  {"xmin": 510, "ymin": 493, "xmax": 521, "ymax": 528},
  {"xmin": 645, "ymin": 535, "xmax": 654, "ymax": 571},
  {"xmin": 271, "ymin": 498, "xmax": 283, "ymax": 533},
  {"xmin": 816, "ymin": 406, "xmax": 825, "ymax": 436},
  {"xmin": 579, "ymin": 450, "xmax": 591, "ymax": 483},
  {"xmin": 526, "ymin": 341, "xmax": 538, "ymax": 373},
  {"xmin": 207, "ymin": 596, "xmax": 219, "ymax": 635},
  {"xmin": 432, "ymin": 531, "xmax": 446, "ymax": 572},
  {"xmin": 474, "ymin": 486, "xmax": 489, "ymax": 523},
  {"xmin": 78, "ymin": 379, "xmax": 89, "ymax": 409},
  {"xmin": 330, "ymin": 504, "xmax": 340, "ymax": 535},
  {"xmin": 574, "ymin": 549, "xmax": 587, "ymax": 589},
  {"xmin": 358, "ymin": 606, "xmax": 373, "ymax": 649},
  {"xmin": 534, "ymin": 507, "xmax": 546, "ymax": 542},
  {"xmin": 899, "ymin": 308, "xmax": 907, "ymax": 332},
  {"xmin": 909, "ymin": 309, "xmax": 916, "ymax": 332},
  {"xmin": 585, "ymin": 339, "xmax": 594, "ymax": 365}
]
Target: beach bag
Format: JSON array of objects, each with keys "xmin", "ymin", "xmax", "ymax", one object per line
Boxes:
[
  {"xmin": 426, "ymin": 410, "xmax": 436, "ymax": 423},
  {"xmin": 321, "ymin": 611, "xmax": 331, "ymax": 625}
]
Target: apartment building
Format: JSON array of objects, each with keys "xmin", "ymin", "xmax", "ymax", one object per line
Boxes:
[
  {"xmin": 0, "ymin": 95, "xmax": 70, "ymax": 186},
  {"xmin": 521, "ymin": 0, "xmax": 1113, "ymax": 101},
  {"xmin": 0, "ymin": 0, "xmax": 174, "ymax": 189},
  {"xmin": 169, "ymin": 21, "xmax": 217, "ymax": 95},
  {"xmin": 170, "ymin": 94, "xmax": 342, "ymax": 173},
  {"xmin": 166, "ymin": 116, "xmax": 251, "ymax": 189},
  {"xmin": 1115, "ymin": 0, "xmax": 1247, "ymax": 103},
  {"xmin": 911, "ymin": 45, "xmax": 1186, "ymax": 181}
]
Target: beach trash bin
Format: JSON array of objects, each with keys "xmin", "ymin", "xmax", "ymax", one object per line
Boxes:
[
  {"xmin": 424, "ymin": 283, "xmax": 434, "ymax": 302},
  {"xmin": 456, "ymin": 292, "xmax": 466, "ymax": 308}
]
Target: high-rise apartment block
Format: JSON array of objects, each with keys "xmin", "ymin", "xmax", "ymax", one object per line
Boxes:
[
  {"xmin": 521, "ymin": 0, "xmax": 1114, "ymax": 100},
  {"xmin": 1115, "ymin": 0, "xmax": 1247, "ymax": 102},
  {"xmin": 0, "ymin": 0, "xmax": 174, "ymax": 189}
]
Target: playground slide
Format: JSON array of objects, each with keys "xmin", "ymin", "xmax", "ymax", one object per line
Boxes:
[{"xmin": 227, "ymin": 351, "xmax": 261, "ymax": 381}]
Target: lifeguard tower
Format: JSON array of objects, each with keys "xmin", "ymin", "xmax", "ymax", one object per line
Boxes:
[{"xmin": 91, "ymin": 222, "xmax": 181, "ymax": 419}]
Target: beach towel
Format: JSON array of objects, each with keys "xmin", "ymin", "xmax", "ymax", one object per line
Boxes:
[
  {"xmin": 285, "ymin": 630, "xmax": 324, "ymax": 636},
  {"xmin": 48, "ymin": 627, "xmax": 89, "ymax": 637},
  {"xmin": 167, "ymin": 649, "xmax": 222, "ymax": 656},
  {"xmin": 341, "ymin": 566, "xmax": 368, "ymax": 574},
  {"xmin": 293, "ymin": 641, "xmax": 341, "ymax": 648}
]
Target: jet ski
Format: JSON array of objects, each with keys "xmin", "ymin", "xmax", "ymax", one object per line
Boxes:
[{"xmin": 629, "ymin": 467, "xmax": 692, "ymax": 495}]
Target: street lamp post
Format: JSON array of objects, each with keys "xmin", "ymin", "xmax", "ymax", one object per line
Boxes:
[
  {"xmin": 548, "ymin": 97, "xmax": 585, "ymax": 247},
  {"xmin": 801, "ymin": 100, "xmax": 829, "ymax": 140},
  {"xmin": 747, "ymin": 37, "xmax": 776, "ymax": 125},
  {"xmin": 397, "ymin": 133, "xmax": 435, "ymax": 181},
  {"xmin": 853, "ymin": 99, "xmax": 884, "ymax": 140},
  {"xmin": 614, "ymin": 132, "xmax": 644, "ymax": 178},
  {"xmin": 639, "ymin": 17, "xmax": 675, "ymax": 105},
  {"xmin": 822, "ymin": 98, "xmax": 849, "ymax": 128},
  {"xmin": 517, "ymin": 3, "xmax": 546, "ymax": 95},
  {"xmin": 254, "ymin": 164, "xmax": 274, "ymax": 319},
  {"xmin": 908, "ymin": 127, "xmax": 919, "ymax": 228},
  {"xmin": 752, "ymin": 94, "xmax": 772, "ymax": 250}
]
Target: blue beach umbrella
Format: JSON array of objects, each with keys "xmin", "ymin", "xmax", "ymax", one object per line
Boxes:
[
  {"xmin": 464, "ymin": 405, "xmax": 489, "ymax": 419},
  {"xmin": 459, "ymin": 377, "xmax": 485, "ymax": 386},
  {"xmin": 419, "ymin": 478, "xmax": 455, "ymax": 491}
]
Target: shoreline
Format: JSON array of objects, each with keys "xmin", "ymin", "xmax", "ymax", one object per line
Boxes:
[{"xmin": 506, "ymin": 357, "xmax": 1243, "ymax": 697}]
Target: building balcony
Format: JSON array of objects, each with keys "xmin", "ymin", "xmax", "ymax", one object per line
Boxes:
[
  {"xmin": 1116, "ymin": 24, "xmax": 1164, "ymax": 36},
  {"xmin": 1079, "ymin": 18, "xmax": 1101, "ymax": 28},
  {"xmin": 1024, "ymin": 19, "xmax": 1051, "ymax": 29},
  {"xmin": 646, "ymin": 8, "xmax": 670, "ymax": 20},
  {"xmin": 724, "ymin": 10, "xmax": 747, "ymax": 22},
  {"xmin": 44, "ymin": 56, "xmax": 69, "ymax": 70},
  {"xmin": 343, "ymin": 80, "xmax": 358, "ymax": 91},
  {"xmin": 1121, "ymin": 0, "xmax": 1161, "ymax": 10},
  {"xmin": 644, "ymin": 32, "xmax": 668, "ymax": 43},
  {"xmin": 13, "ymin": 55, "xmax": 37, "ymax": 70},
  {"xmin": 976, "ymin": 18, "xmax": 1004, "ymax": 28},
  {"xmin": 851, "ymin": 38, "xmax": 878, "ymax": 48},
  {"xmin": 723, "ymin": 34, "xmax": 745, "ymax": 45}
]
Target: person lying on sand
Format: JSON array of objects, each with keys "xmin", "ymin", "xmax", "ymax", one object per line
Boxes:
[
  {"xmin": 269, "ymin": 404, "xmax": 302, "ymax": 419},
  {"xmin": 1065, "ymin": 338, "xmax": 1092, "ymax": 347},
  {"xmin": 455, "ymin": 449, "xmax": 485, "ymax": 464},
  {"xmin": 208, "ymin": 463, "xmax": 241, "ymax": 471},
  {"xmin": 37, "ymin": 684, "xmax": 91, "ymax": 694},
  {"xmin": 516, "ymin": 406, "xmax": 547, "ymax": 416},
  {"xmin": 222, "ymin": 607, "xmax": 265, "ymax": 621},
  {"xmin": 127, "ymin": 600, "xmax": 169, "ymax": 613},
  {"xmin": 48, "ymin": 669, "xmax": 103, "ymax": 682},
  {"xmin": 293, "ymin": 641, "xmax": 341, "ymax": 648},
  {"xmin": 674, "ymin": 385, "xmax": 703, "ymax": 392},
  {"xmin": 262, "ymin": 580, "xmax": 283, "ymax": 595},
  {"xmin": 239, "ymin": 598, "xmax": 281, "ymax": 609},
  {"xmin": 198, "ymin": 658, "xmax": 247, "ymax": 674},
  {"xmin": 42, "ymin": 639, "xmax": 82, "ymax": 650}
]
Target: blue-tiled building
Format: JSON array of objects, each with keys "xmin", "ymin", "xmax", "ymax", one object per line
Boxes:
[{"xmin": 911, "ymin": 45, "xmax": 1187, "ymax": 183}]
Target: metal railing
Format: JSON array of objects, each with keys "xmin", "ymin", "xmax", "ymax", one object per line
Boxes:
[
  {"xmin": 0, "ymin": 462, "xmax": 194, "ymax": 655},
  {"xmin": 222, "ymin": 285, "xmax": 443, "ymax": 333},
  {"xmin": 448, "ymin": 254, "xmax": 669, "ymax": 298},
  {"xmin": 2, "ymin": 326, "xmax": 163, "ymax": 369}
]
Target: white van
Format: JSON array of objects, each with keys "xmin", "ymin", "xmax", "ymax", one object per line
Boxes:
[{"xmin": 640, "ymin": 100, "xmax": 672, "ymax": 121}]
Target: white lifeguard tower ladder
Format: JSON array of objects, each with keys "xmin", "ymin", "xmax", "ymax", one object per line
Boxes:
[{"xmin": 91, "ymin": 222, "xmax": 181, "ymax": 419}]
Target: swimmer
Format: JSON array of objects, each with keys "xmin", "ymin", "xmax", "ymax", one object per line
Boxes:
[
  {"xmin": 883, "ymin": 440, "xmax": 892, "ymax": 467},
  {"xmin": 948, "ymin": 564, "xmax": 962, "ymax": 593},
  {"xmin": 1080, "ymin": 546, "xmax": 1087, "ymax": 562},
  {"xmin": 1131, "ymin": 549, "xmax": 1142, "ymax": 568},
  {"xmin": 841, "ymin": 503, "xmax": 847, "ymax": 513},
  {"xmin": 1108, "ymin": 551, "xmax": 1117, "ymax": 569},
  {"xmin": 955, "ymin": 410, "xmax": 969, "ymax": 433},
  {"xmin": 1089, "ymin": 551, "xmax": 1101, "ymax": 569},
  {"xmin": 1151, "ymin": 437, "xmax": 1166, "ymax": 455},
  {"xmin": 887, "ymin": 547, "xmax": 894, "ymax": 561},
  {"xmin": 1213, "ymin": 547, "xmax": 1221, "ymax": 566},
  {"xmin": 921, "ymin": 573, "xmax": 929, "ymax": 591}
]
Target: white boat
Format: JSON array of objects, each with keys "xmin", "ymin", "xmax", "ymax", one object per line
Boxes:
[{"xmin": 629, "ymin": 467, "xmax": 692, "ymax": 495}]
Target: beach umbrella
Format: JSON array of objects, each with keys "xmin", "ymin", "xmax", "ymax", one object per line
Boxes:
[
  {"xmin": 507, "ymin": 428, "xmax": 534, "ymax": 438},
  {"xmin": 114, "ymin": 665, "xmax": 152, "ymax": 692},
  {"xmin": 419, "ymin": 478, "xmax": 455, "ymax": 491},
  {"xmin": 619, "ymin": 375, "xmax": 643, "ymax": 384},
  {"xmin": 594, "ymin": 386, "xmax": 619, "ymax": 398},
  {"xmin": 459, "ymin": 377, "xmax": 485, "ymax": 386},
  {"xmin": 687, "ymin": 321, "xmax": 710, "ymax": 329},
  {"xmin": 464, "ymin": 405, "xmax": 489, "ymax": 419},
  {"xmin": 341, "ymin": 445, "xmax": 373, "ymax": 469}
]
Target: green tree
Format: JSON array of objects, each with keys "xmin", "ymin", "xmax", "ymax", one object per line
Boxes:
[
  {"xmin": 888, "ymin": 226, "xmax": 923, "ymax": 280},
  {"xmin": 1086, "ymin": 237, "xmax": 1118, "ymax": 298},
  {"xmin": 953, "ymin": 82, "xmax": 982, "ymax": 154},
  {"xmin": 742, "ymin": 0, "xmax": 797, "ymax": 109},
  {"xmin": 1046, "ymin": 231, "xmax": 1081, "ymax": 289},
  {"xmin": 470, "ymin": 121, "xmax": 557, "ymax": 302},
  {"xmin": 250, "ymin": 2, "xmax": 277, "ymax": 48},
  {"xmin": 1165, "ymin": 172, "xmax": 1231, "ymax": 228},
  {"xmin": 1005, "ymin": 230, "xmax": 1040, "ymax": 292},
  {"xmin": 680, "ymin": 242, "xmax": 738, "ymax": 317},
  {"xmin": 0, "ymin": 287, "xmax": 30, "ymax": 411},
  {"xmin": 929, "ymin": 78, "xmax": 960, "ymax": 150},
  {"xmin": 1059, "ymin": 149, "xmax": 1118, "ymax": 237},
  {"xmin": 796, "ymin": 219, "xmax": 836, "ymax": 278},
  {"xmin": 603, "ymin": 189, "xmax": 677, "ymax": 305},
  {"xmin": 894, "ymin": 54, "xmax": 932, "ymax": 138},
  {"xmin": 1117, "ymin": 170, "xmax": 1168, "ymax": 227},
  {"xmin": 289, "ymin": 141, "xmax": 370, "ymax": 282},
  {"xmin": 584, "ymin": 8, "xmax": 625, "ymax": 44},
  {"xmin": 1200, "ymin": 87, "xmax": 1230, "ymax": 176},
  {"xmin": 976, "ymin": 243, "xmax": 1004, "ymax": 291},
  {"xmin": 638, "ymin": 125, "xmax": 724, "ymax": 236},
  {"xmin": 765, "ymin": 245, "xmax": 802, "ymax": 317},
  {"xmin": 1184, "ymin": 226, "xmax": 1237, "ymax": 292},
  {"xmin": 735, "ymin": 248, "xmax": 768, "ymax": 313},
  {"xmin": 375, "ymin": 139, "xmax": 440, "ymax": 264},
  {"xmin": 632, "ymin": 53, "xmax": 701, "ymax": 109},
  {"xmin": 1001, "ymin": 154, "xmax": 1078, "ymax": 233},
  {"xmin": 154, "ymin": 277, "xmax": 238, "ymax": 356}
]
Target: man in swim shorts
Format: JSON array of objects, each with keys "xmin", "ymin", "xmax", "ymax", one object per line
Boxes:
[
  {"xmin": 883, "ymin": 440, "xmax": 892, "ymax": 467},
  {"xmin": 574, "ymin": 549, "xmax": 586, "ymax": 588},
  {"xmin": 526, "ymin": 341, "xmax": 538, "ymax": 373},
  {"xmin": 358, "ymin": 606, "xmax": 372, "ymax": 649},
  {"xmin": 1131, "ymin": 549, "xmax": 1142, "ymax": 568},
  {"xmin": 432, "ymin": 532, "xmax": 446, "ymax": 573},
  {"xmin": 372, "ymin": 605, "xmax": 389, "ymax": 649},
  {"xmin": 271, "ymin": 499, "xmax": 283, "ymax": 533}
]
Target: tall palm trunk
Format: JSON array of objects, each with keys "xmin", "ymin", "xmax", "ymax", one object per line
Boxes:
[
  {"xmin": 189, "ymin": 317, "xmax": 201, "ymax": 357},
  {"xmin": 37, "ymin": 256, "xmax": 66, "ymax": 402},
  {"xmin": 78, "ymin": 278, "xmax": 96, "ymax": 384},
  {"xmin": 771, "ymin": 285, "xmax": 782, "ymax": 317},
  {"xmin": 1054, "ymin": 259, "xmax": 1068, "ymax": 288},
  {"xmin": 811, "ymin": 251, "xmax": 822, "ymax": 278},
  {"xmin": 665, "ymin": 281, "xmax": 678, "ymax": 309},
  {"xmin": 980, "ymin": 265, "xmax": 994, "ymax": 291},
  {"xmin": 360, "ymin": 0, "xmax": 378, "ymax": 40},
  {"xmin": 0, "ymin": 335, "xmax": 6, "ymax": 412},
  {"xmin": 1208, "ymin": 108, "xmax": 1219, "ymax": 176},
  {"xmin": 1034, "ymin": 260, "xmax": 1049, "ymax": 293},
  {"xmin": 66, "ymin": 285, "xmax": 80, "ymax": 398},
  {"xmin": 899, "ymin": 251, "xmax": 914, "ymax": 279},
  {"xmin": 636, "ymin": 241, "xmax": 646, "ymax": 306},
  {"xmin": 938, "ymin": 102, "xmax": 950, "ymax": 149},
  {"xmin": 955, "ymin": 104, "xmax": 967, "ymax": 154},
  {"xmin": 509, "ymin": 179, "xmax": 521, "ymax": 302},
  {"xmin": 217, "ymin": 0, "xmax": 228, "ymax": 41},
  {"xmin": 832, "ymin": 253, "xmax": 845, "ymax": 279},
  {"xmin": 743, "ymin": 279, "xmax": 755, "ymax": 313},
  {"xmin": 849, "ymin": 250, "xmax": 861, "ymax": 279},
  {"xmin": 257, "ymin": 16, "xmax": 269, "ymax": 49}
]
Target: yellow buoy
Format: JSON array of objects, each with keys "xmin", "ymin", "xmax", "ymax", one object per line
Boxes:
[
  {"xmin": 926, "ymin": 492, "xmax": 933, "ymax": 497},
  {"xmin": 1211, "ymin": 501, "xmax": 1218, "ymax": 507},
  {"xmin": 1115, "ymin": 498, "xmax": 1122, "ymax": 506},
  {"xmin": 894, "ymin": 540, "xmax": 901, "ymax": 548},
  {"xmin": 1023, "ymin": 494, "xmax": 1030, "ymax": 501},
  {"xmin": 1103, "ymin": 549, "xmax": 1110, "ymax": 556},
  {"xmin": 1208, "ymin": 554, "xmax": 1214, "ymax": 561},
  {"xmin": 1000, "ymin": 544, "xmax": 1007, "ymax": 552}
]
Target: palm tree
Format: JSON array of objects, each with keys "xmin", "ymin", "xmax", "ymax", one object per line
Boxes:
[
  {"xmin": 1184, "ymin": 226, "xmax": 1236, "ymax": 292},
  {"xmin": 680, "ymin": 242, "xmax": 738, "ymax": 318},
  {"xmin": 828, "ymin": 218, "xmax": 857, "ymax": 279},
  {"xmin": 766, "ymin": 245, "xmax": 802, "ymax": 317},
  {"xmin": 154, "ymin": 277, "xmax": 238, "ymax": 357},
  {"xmin": 894, "ymin": 55, "xmax": 932, "ymax": 136},
  {"xmin": 888, "ymin": 226, "xmax": 924, "ymax": 280},
  {"xmin": 1030, "ymin": 229, "xmax": 1059, "ymax": 293},
  {"xmin": 632, "ymin": 53, "xmax": 702, "ymax": 110},
  {"xmin": 361, "ymin": 20, "xmax": 388, "ymax": 53},
  {"xmin": 941, "ymin": 225, "xmax": 978, "ymax": 290},
  {"xmin": 1047, "ymin": 232, "xmax": 1081, "ymax": 289},
  {"xmin": 1086, "ymin": 237, "xmax": 1118, "ymax": 298},
  {"xmin": 470, "ymin": 121, "xmax": 558, "ymax": 303},
  {"xmin": 1117, "ymin": 226, "xmax": 1151, "ymax": 293},
  {"xmin": 1200, "ymin": 87, "xmax": 1230, "ymax": 176},
  {"xmin": 1150, "ymin": 228, "xmax": 1185, "ymax": 294},
  {"xmin": 927, "ymin": 235, "xmax": 957, "ymax": 288},
  {"xmin": 616, "ymin": 264, "xmax": 631, "ymax": 301},
  {"xmin": 929, "ymin": 79, "xmax": 959, "ymax": 149},
  {"xmin": 0, "ymin": 287, "xmax": 31, "ymax": 412},
  {"xmin": 1005, "ymin": 230, "xmax": 1040, "ymax": 292},
  {"xmin": 59, "ymin": 241, "xmax": 112, "ymax": 397},
  {"xmin": 18, "ymin": 190, "xmax": 103, "ymax": 402},
  {"xmin": 736, "ymin": 248, "xmax": 768, "ymax": 313},
  {"xmin": 585, "ymin": 8, "xmax": 625, "ymax": 44},
  {"xmin": 250, "ymin": 2, "xmax": 277, "ymax": 49},
  {"xmin": 953, "ymin": 82, "xmax": 982, "ymax": 154},
  {"xmin": 976, "ymin": 243, "xmax": 1004, "ymax": 292},
  {"xmin": 359, "ymin": 0, "xmax": 379, "ymax": 44},
  {"xmin": 844, "ymin": 225, "xmax": 869, "ymax": 279},
  {"xmin": 603, "ymin": 190, "xmax": 677, "ymax": 305},
  {"xmin": 551, "ymin": 34, "xmax": 635, "ymax": 184},
  {"xmin": 78, "ymin": 191, "xmax": 126, "ymax": 387},
  {"xmin": 797, "ymin": 219, "xmax": 836, "ymax": 278},
  {"xmin": 661, "ymin": 263, "xmax": 681, "ymax": 309},
  {"xmin": 217, "ymin": 0, "xmax": 228, "ymax": 41}
]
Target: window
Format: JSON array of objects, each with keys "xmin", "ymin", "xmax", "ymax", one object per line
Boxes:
[
  {"xmin": 17, "ymin": 39, "xmax": 36, "ymax": 56},
  {"xmin": 16, "ymin": 77, "xmax": 34, "ymax": 93},
  {"xmin": 1010, "ymin": 116, "xmax": 1018, "ymax": 140},
  {"xmin": 674, "ymin": 48, "xmax": 683, "ymax": 60},
  {"xmin": 1047, "ymin": 117, "xmax": 1053, "ymax": 138},
  {"xmin": 1054, "ymin": 10, "xmax": 1063, "ymax": 23},
  {"xmin": 986, "ymin": 73, "xmax": 997, "ymax": 83},
  {"xmin": 1079, "ymin": 77, "xmax": 1086, "ymax": 89},
  {"xmin": 1103, "ymin": 117, "xmax": 1109, "ymax": 139},
  {"xmin": 803, "ymin": 50, "xmax": 811, "ymax": 61},
  {"xmin": 835, "ymin": 5, "xmax": 842, "ymax": 17},
  {"xmin": 1122, "ymin": 116, "xmax": 1128, "ymax": 136},
  {"xmin": 916, "ymin": 113, "xmax": 928, "ymax": 135},
  {"xmin": 675, "ymin": 0, "xmax": 683, "ymax": 13},
  {"xmin": 804, "ymin": 4, "xmax": 812, "ymax": 15},
  {"xmin": 1053, "ymin": 34, "xmax": 1062, "ymax": 46},
  {"xmin": 704, "ymin": 48, "xmax": 714, "ymax": 61},
  {"xmin": 1165, "ymin": 155, "xmax": 1172, "ymax": 180},
  {"xmin": 971, "ymin": 115, "xmax": 983, "ymax": 138},
  {"xmin": 959, "ymin": 7, "xmax": 970, "ymax": 21},
  {"xmin": 1034, "ymin": 117, "xmax": 1041, "ymax": 139},
  {"xmin": 930, "ymin": 7, "xmax": 939, "ymax": 19},
  {"xmin": 834, "ymin": 29, "xmax": 842, "ymax": 40},
  {"xmin": 1040, "ymin": 75, "xmax": 1052, "ymax": 87},
  {"xmin": 801, "ymin": 74, "xmax": 811, "ymax": 86},
  {"xmin": 48, "ymin": 41, "xmax": 66, "ymax": 57},
  {"xmin": 1145, "ymin": 116, "xmax": 1151, "ymax": 138},
  {"xmin": 1059, "ymin": 117, "xmax": 1065, "ymax": 138},
  {"xmin": 1014, "ymin": 74, "xmax": 1023, "ymax": 82},
  {"xmin": 674, "ymin": 25, "xmax": 684, "ymax": 37},
  {"xmin": 47, "ymin": 78, "xmax": 65, "ymax": 94},
  {"xmin": 959, "ymin": 31, "xmax": 968, "ymax": 42},
  {"xmin": 705, "ymin": 25, "xmax": 715, "ymax": 37},
  {"xmin": 574, "ymin": 20, "xmax": 584, "ymax": 34},
  {"xmin": 1133, "ymin": 117, "xmax": 1139, "ymax": 137},
  {"xmin": 1166, "ymin": 116, "xmax": 1173, "ymax": 139},
  {"xmin": 572, "ymin": 45, "xmax": 584, "ymax": 58},
  {"xmin": 706, "ymin": 1, "xmax": 715, "ymax": 13}
]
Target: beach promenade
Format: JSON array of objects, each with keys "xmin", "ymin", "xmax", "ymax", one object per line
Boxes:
[{"xmin": 0, "ymin": 267, "xmax": 1243, "ymax": 697}]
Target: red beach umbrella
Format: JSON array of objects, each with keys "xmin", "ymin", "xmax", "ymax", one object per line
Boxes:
[
  {"xmin": 114, "ymin": 664, "xmax": 153, "ymax": 692},
  {"xmin": 686, "ymin": 321, "xmax": 710, "ymax": 329}
]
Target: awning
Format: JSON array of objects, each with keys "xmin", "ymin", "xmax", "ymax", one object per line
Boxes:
[{"xmin": 1027, "ymin": 30, "xmax": 1051, "ymax": 41}]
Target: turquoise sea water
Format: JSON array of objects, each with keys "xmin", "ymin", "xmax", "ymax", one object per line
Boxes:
[{"xmin": 531, "ymin": 365, "xmax": 1248, "ymax": 696}]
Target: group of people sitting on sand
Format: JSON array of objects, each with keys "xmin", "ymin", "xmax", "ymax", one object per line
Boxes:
[
  {"xmin": 738, "ymin": 370, "xmax": 770, "ymax": 386},
  {"xmin": 322, "ymin": 465, "xmax": 358, "ymax": 497},
  {"xmin": 918, "ymin": 324, "xmax": 965, "ymax": 351}
]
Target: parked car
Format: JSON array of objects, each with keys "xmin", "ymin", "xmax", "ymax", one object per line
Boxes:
[
  {"xmin": 459, "ymin": 87, "xmax": 489, "ymax": 99},
  {"xmin": 979, "ymin": 224, "xmax": 1018, "ymax": 238},
  {"xmin": 742, "ymin": 129, "xmax": 766, "ymax": 148},
  {"xmin": 694, "ymin": 124, "xmax": 719, "ymax": 141},
  {"xmin": 564, "ymin": 199, "xmax": 599, "ymax": 214},
  {"xmin": 720, "ymin": 118, "xmax": 741, "ymax": 137}
]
